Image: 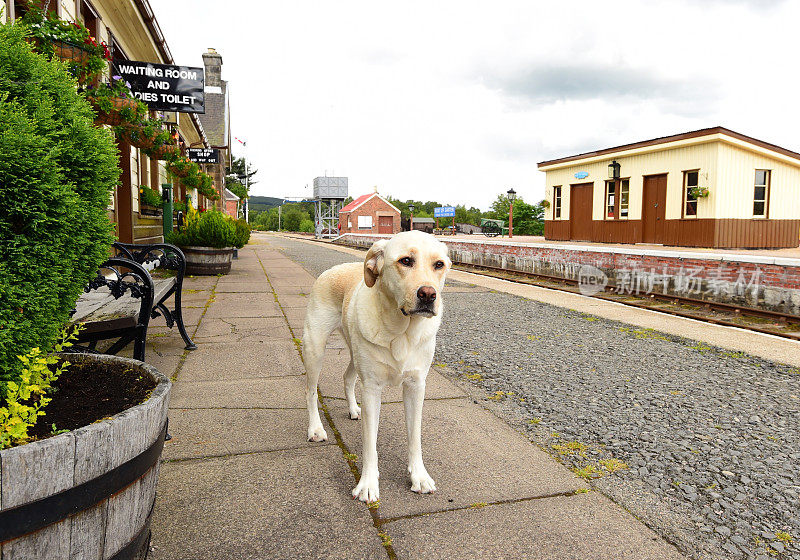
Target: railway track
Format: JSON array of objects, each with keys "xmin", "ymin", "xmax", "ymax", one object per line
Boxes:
[{"xmin": 281, "ymin": 234, "xmax": 800, "ymax": 342}]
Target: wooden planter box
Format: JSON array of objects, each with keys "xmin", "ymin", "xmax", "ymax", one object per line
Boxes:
[
  {"xmin": 182, "ymin": 246, "xmax": 234, "ymax": 275},
  {"xmin": 0, "ymin": 355, "xmax": 171, "ymax": 559},
  {"xmin": 139, "ymin": 203, "xmax": 163, "ymax": 217}
]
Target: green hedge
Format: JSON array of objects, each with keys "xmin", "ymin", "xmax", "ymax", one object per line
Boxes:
[{"xmin": 0, "ymin": 23, "xmax": 119, "ymax": 395}]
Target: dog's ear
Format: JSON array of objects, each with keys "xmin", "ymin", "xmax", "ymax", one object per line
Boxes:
[{"xmin": 364, "ymin": 239, "xmax": 388, "ymax": 288}]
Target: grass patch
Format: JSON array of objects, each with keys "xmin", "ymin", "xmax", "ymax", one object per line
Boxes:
[
  {"xmin": 465, "ymin": 373, "xmax": 482, "ymax": 381},
  {"xmin": 776, "ymin": 531, "xmax": 793, "ymax": 543},
  {"xmin": 528, "ymin": 417, "xmax": 542, "ymax": 425},
  {"xmin": 469, "ymin": 502, "xmax": 488, "ymax": 509},
  {"xmin": 599, "ymin": 458, "xmax": 629, "ymax": 473},
  {"xmin": 572, "ymin": 464, "xmax": 603, "ymax": 480},
  {"xmin": 552, "ymin": 441, "xmax": 588, "ymax": 457}
]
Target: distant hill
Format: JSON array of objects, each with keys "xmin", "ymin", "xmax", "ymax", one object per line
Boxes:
[{"xmin": 248, "ymin": 195, "xmax": 284, "ymax": 213}]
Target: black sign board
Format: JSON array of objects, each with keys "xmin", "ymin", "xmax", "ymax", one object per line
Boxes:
[
  {"xmin": 188, "ymin": 148, "xmax": 220, "ymax": 164},
  {"xmin": 114, "ymin": 61, "xmax": 204, "ymax": 113}
]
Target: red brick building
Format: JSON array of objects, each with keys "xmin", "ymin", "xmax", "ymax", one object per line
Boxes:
[
  {"xmin": 223, "ymin": 188, "xmax": 239, "ymax": 219},
  {"xmin": 339, "ymin": 192, "xmax": 401, "ymax": 234}
]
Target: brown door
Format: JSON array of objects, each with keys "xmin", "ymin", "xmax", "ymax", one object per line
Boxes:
[
  {"xmin": 569, "ymin": 183, "xmax": 594, "ymax": 241},
  {"xmin": 642, "ymin": 174, "xmax": 667, "ymax": 243},
  {"xmin": 378, "ymin": 215, "xmax": 393, "ymax": 234}
]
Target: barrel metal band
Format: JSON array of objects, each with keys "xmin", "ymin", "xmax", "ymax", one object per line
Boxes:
[{"xmin": 0, "ymin": 422, "xmax": 167, "ymax": 543}]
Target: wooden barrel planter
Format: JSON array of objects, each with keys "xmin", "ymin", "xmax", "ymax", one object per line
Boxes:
[
  {"xmin": 0, "ymin": 355, "xmax": 171, "ymax": 559},
  {"xmin": 182, "ymin": 246, "xmax": 234, "ymax": 275}
]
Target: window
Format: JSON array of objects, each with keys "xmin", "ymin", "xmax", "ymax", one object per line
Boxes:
[
  {"xmin": 754, "ymin": 169, "xmax": 770, "ymax": 217},
  {"xmin": 553, "ymin": 186, "xmax": 562, "ymax": 218},
  {"xmin": 605, "ymin": 181, "xmax": 615, "ymax": 218},
  {"xmin": 684, "ymin": 170, "xmax": 699, "ymax": 217},
  {"xmin": 357, "ymin": 215, "xmax": 373, "ymax": 229},
  {"xmin": 619, "ymin": 179, "xmax": 629, "ymax": 218}
]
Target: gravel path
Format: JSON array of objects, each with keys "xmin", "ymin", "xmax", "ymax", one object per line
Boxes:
[{"xmin": 262, "ymin": 234, "xmax": 800, "ymax": 560}]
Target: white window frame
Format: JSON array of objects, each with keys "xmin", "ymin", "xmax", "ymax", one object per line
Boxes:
[{"xmin": 357, "ymin": 215, "xmax": 373, "ymax": 229}]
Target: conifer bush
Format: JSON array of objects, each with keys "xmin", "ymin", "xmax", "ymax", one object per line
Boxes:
[{"xmin": 0, "ymin": 23, "xmax": 119, "ymax": 395}]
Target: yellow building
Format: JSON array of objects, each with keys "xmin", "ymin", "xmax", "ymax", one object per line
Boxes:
[
  {"xmin": 3, "ymin": 0, "xmax": 215, "ymax": 244},
  {"xmin": 538, "ymin": 127, "xmax": 800, "ymax": 248}
]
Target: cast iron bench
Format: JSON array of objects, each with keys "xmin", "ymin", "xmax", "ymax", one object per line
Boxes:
[{"xmin": 71, "ymin": 242, "xmax": 197, "ymax": 362}]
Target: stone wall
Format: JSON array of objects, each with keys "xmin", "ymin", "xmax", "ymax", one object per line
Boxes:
[{"xmin": 336, "ymin": 234, "xmax": 800, "ymax": 314}]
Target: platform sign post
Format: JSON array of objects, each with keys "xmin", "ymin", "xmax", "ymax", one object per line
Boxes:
[{"xmin": 434, "ymin": 207, "xmax": 456, "ymax": 235}]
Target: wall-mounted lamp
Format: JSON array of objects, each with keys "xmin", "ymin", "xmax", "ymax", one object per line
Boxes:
[{"xmin": 608, "ymin": 161, "xmax": 621, "ymax": 180}]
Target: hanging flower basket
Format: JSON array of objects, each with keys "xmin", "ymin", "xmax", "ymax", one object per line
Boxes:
[
  {"xmin": 689, "ymin": 186, "xmax": 710, "ymax": 199},
  {"xmin": 50, "ymin": 39, "xmax": 91, "ymax": 64},
  {"xmin": 89, "ymin": 95, "xmax": 140, "ymax": 126},
  {"xmin": 147, "ymin": 143, "xmax": 179, "ymax": 160}
]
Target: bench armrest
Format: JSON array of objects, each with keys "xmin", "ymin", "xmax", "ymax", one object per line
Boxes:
[
  {"xmin": 113, "ymin": 242, "xmax": 187, "ymax": 281},
  {"xmin": 85, "ymin": 256, "xmax": 155, "ymax": 313}
]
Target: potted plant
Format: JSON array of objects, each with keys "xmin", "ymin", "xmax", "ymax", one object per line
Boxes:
[
  {"xmin": 0, "ymin": 22, "xmax": 169, "ymax": 558},
  {"xmin": 540, "ymin": 199, "xmax": 551, "ymax": 209},
  {"xmin": 689, "ymin": 186, "xmax": 709, "ymax": 199},
  {"xmin": 166, "ymin": 207, "xmax": 248, "ymax": 274}
]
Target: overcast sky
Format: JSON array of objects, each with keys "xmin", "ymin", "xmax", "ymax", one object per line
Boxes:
[{"xmin": 150, "ymin": 0, "xmax": 798, "ymax": 210}]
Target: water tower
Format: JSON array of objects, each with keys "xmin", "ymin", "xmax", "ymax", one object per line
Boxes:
[{"xmin": 313, "ymin": 176, "xmax": 348, "ymax": 238}]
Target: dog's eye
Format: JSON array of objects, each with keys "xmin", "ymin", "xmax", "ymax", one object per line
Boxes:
[
  {"xmin": 399, "ymin": 257, "xmax": 414, "ymax": 267},
  {"xmin": 434, "ymin": 261, "xmax": 445, "ymax": 270}
]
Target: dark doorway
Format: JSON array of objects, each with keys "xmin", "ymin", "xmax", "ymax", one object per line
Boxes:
[
  {"xmin": 569, "ymin": 183, "xmax": 594, "ymax": 241},
  {"xmin": 642, "ymin": 174, "xmax": 667, "ymax": 243}
]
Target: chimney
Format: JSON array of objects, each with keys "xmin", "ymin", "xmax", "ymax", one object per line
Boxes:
[{"xmin": 202, "ymin": 48, "xmax": 222, "ymax": 87}]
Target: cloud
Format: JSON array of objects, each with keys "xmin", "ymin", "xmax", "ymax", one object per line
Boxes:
[{"xmin": 481, "ymin": 63, "xmax": 720, "ymax": 118}]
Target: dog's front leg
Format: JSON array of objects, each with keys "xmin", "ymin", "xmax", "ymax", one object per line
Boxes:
[
  {"xmin": 352, "ymin": 380, "xmax": 381, "ymax": 502},
  {"xmin": 403, "ymin": 377, "xmax": 436, "ymax": 493}
]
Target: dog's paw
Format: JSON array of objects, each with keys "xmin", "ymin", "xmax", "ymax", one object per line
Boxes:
[
  {"xmin": 352, "ymin": 473, "xmax": 380, "ymax": 502},
  {"xmin": 349, "ymin": 405, "xmax": 361, "ymax": 420},
  {"xmin": 307, "ymin": 425, "xmax": 328, "ymax": 442},
  {"xmin": 409, "ymin": 470, "xmax": 436, "ymax": 494}
]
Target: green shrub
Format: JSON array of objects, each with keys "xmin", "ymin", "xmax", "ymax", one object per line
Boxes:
[
  {"xmin": 0, "ymin": 23, "xmax": 119, "ymax": 396},
  {"xmin": 166, "ymin": 209, "xmax": 237, "ymax": 249},
  {"xmin": 299, "ymin": 219, "xmax": 315, "ymax": 234},
  {"xmin": 234, "ymin": 219, "xmax": 251, "ymax": 248}
]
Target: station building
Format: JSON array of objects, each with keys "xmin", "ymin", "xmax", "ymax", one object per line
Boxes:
[
  {"xmin": 539, "ymin": 127, "xmax": 800, "ymax": 248},
  {"xmin": 338, "ymin": 192, "xmax": 401, "ymax": 235},
  {"xmin": 2, "ymin": 0, "xmax": 216, "ymax": 244}
]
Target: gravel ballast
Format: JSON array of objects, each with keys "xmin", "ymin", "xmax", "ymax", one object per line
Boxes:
[{"xmin": 263, "ymin": 234, "xmax": 800, "ymax": 560}]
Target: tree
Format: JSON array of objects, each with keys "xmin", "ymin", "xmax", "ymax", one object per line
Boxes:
[
  {"xmin": 225, "ymin": 155, "xmax": 257, "ymax": 200},
  {"xmin": 282, "ymin": 207, "xmax": 310, "ymax": 232},
  {"xmin": 488, "ymin": 194, "xmax": 544, "ymax": 236}
]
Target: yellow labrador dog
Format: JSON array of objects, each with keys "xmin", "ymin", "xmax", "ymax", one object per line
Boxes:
[{"xmin": 302, "ymin": 231, "xmax": 451, "ymax": 502}]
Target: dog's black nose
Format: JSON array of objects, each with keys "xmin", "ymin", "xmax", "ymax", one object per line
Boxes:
[{"xmin": 417, "ymin": 286, "xmax": 437, "ymax": 303}]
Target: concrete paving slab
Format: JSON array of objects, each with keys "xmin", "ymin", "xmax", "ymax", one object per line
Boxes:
[
  {"xmin": 145, "ymin": 352, "xmax": 183, "ymax": 379},
  {"xmin": 147, "ymin": 337, "xmax": 195, "ymax": 357},
  {"xmin": 162, "ymin": 408, "xmax": 330, "ymax": 461},
  {"xmin": 203, "ymin": 299, "xmax": 283, "ymax": 319},
  {"xmin": 272, "ymin": 285, "xmax": 316, "ymax": 297},
  {"xmin": 193, "ymin": 317, "xmax": 291, "ymax": 340},
  {"xmin": 214, "ymin": 282, "xmax": 271, "ymax": 293},
  {"xmin": 178, "ymin": 340, "xmax": 304, "ymax": 381},
  {"xmin": 148, "ymin": 306, "xmax": 204, "ymax": 327},
  {"xmin": 317, "ymin": 350, "xmax": 467, "ymax": 402},
  {"xmin": 326, "ymin": 398, "xmax": 582, "ymax": 518},
  {"xmin": 276, "ymin": 295, "xmax": 310, "ymax": 308},
  {"xmin": 170, "ymin": 376, "xmax": 307, "ymax": 409},
  {"xmin": 385, "ymin": 492, "xmax": 686, "ymax": 560},
  {"xmin": 150, "ymin": 447, "xmax": 385, "ymax": 560}
]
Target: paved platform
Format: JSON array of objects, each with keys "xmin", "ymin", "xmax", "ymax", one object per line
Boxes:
[{"xmin": 144, "ymin": 238, "xmax": 688, "ymax": 559}]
